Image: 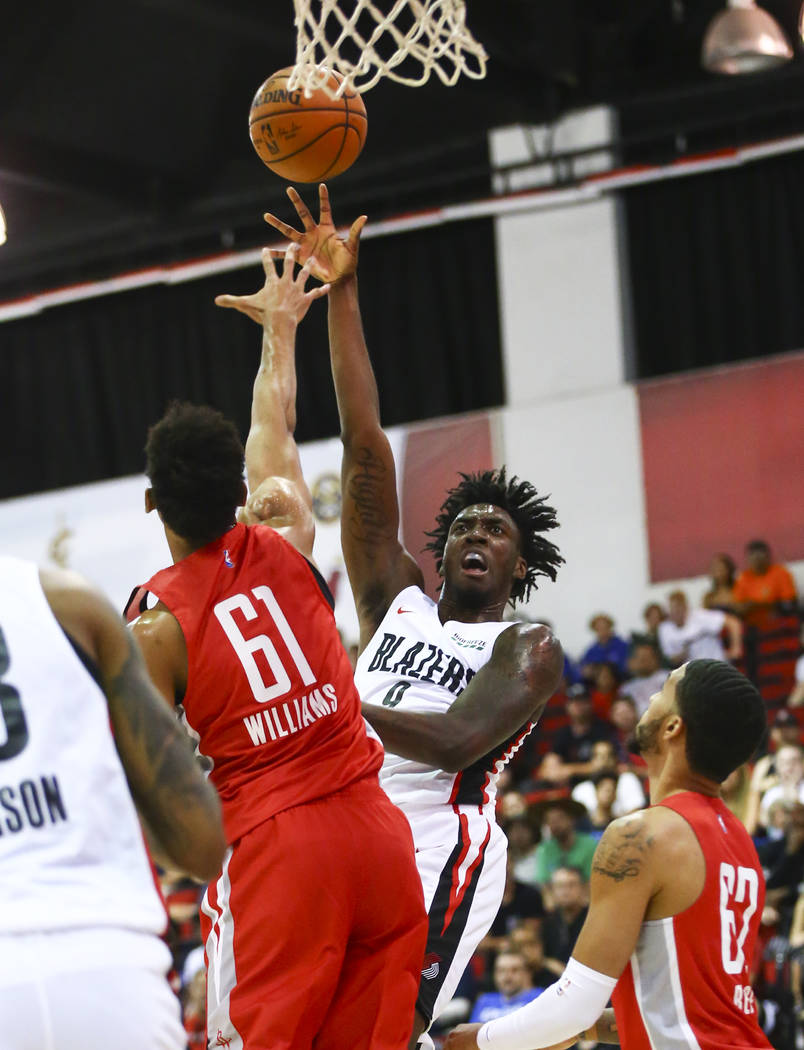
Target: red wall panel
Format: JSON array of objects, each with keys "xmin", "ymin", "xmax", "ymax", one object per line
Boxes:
[
  {"xmin": 638, "ymin": 352, "xmax": 804, "ymax": 582},
  {"xmin": 400, "ymin": 414, "xmax": 494, "ymax": 599}
]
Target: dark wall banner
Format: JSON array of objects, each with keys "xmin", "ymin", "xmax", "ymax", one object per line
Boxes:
[{"xmin": 638, "ymin": 350, "xmax": 804, "ymax": 582}]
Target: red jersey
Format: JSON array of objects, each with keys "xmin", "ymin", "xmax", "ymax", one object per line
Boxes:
[
  {"xmin": 142, "ymin": 523, "xmax": 382, "ymax": 842},
  {"xmin": 612, "ymin": 792, "xmax": 771, "ymax": 1050}
]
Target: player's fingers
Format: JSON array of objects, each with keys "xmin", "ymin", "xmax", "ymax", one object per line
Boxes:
[
  {"xmin": 347, "ymin": 214, "xmax": 368, "ymax": 249},
  {"xmin": 263, "ymin": 213, "xmax": 301, "ymax": 241},
  {"xmin": 295, "ymin": 255, "xmax": 316, "ymax": 287},
  {"xmin": 318, "ymin": 183, "xmax": 332, "ymax": 223},
  {"xmin": 307, "ymin": 283, "xmax": 331, "ymax": 300},
  {"xmin": 261, "ymin": 246, "xmax": 281, "ymax": 278},
  {"xmin": 214, "ymin": 294, "xmax": 237, "ymax": 307},
  {"xmin": 281, "ymin": 242, "xmax": 300, "ymax": 278},
  {"xmin": 287, "ymin": 186, "xmax": 315, "ymax": 230}
]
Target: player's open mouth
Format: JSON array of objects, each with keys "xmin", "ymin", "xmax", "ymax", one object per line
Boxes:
[{"xmin": 461, "ymin": 550, "xmax": 488, "ymax": 575}]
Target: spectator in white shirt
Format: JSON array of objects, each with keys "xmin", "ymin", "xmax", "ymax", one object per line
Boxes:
[
  {"xmin": 657, "ymin": 589, "xmax": 742, "ymax": 666},
  {"xmin": 571, "ymin": 740, "xmax": 646, "ymax": 818},
  {"xmin": 758, "ymin": 744, "xmax": 804, "ymax": 830},
  {"xmin": 620, "ymin": 642, "xmax": 668, "ymax": 717}
]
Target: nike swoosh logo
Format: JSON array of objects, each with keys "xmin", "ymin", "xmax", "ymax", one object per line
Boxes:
[{"xmin": 397, "ymin": 607, "xmax": 414, "ymax": 614}]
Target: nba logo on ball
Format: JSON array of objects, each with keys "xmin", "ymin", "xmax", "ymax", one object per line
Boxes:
[{"xmin": 249, "ymin": 67, "xmax": 367, "ymax": 182}]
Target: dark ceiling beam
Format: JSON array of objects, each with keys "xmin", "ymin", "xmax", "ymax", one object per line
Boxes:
[
  {"xmin": 130, "ymin": 0, "xmax": 281, "ymax": 43},
  {"xmin": 0, "ymin": 130, "xmax": 191, "ymax": 210}
]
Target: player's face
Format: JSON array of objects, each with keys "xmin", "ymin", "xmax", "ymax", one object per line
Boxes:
[
  {"xmin": 635, "ymin": 665, "xmax": 684, "ymax": 763},
  {"xmin": 440, "ymin": 503, "xmax": 526, "ymax": 606}
]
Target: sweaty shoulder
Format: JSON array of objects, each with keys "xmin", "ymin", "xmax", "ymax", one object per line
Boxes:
[
  {"xmin": 489, "ymin": 621, "xmax": 562, "ymax": 675},
  {"xmin": 131, "ymin": 602, "xmax": 188, "ymax": 703}
]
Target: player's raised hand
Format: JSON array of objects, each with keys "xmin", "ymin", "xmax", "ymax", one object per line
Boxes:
[
  {"xmin": 263, "ymin": 183, "xmax": 367, "ymax": 285},
  {"xmin": 443, "ymin": 1023, "xmax": 483, "ymax": 1050},
  {"xmin": 215, "ymin": 243, "xmax": 330, "ymax": 326}
]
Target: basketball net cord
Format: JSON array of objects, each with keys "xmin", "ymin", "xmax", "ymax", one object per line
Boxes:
[{"xmin": 288, "ymin": 0, "xmax": 488, "ymax": 97}]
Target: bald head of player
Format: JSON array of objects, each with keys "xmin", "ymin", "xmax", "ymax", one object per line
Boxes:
[
  {"xmin": 143, "ymin": 401, "xmax": 247, "ymax": 560},
  {"xmin": 635, "ymin": 658, "xmax": 765, "ymax": 789},
  {"xmin": 424, "ymin": 468, "xmax": 563, "ymax": 616}
]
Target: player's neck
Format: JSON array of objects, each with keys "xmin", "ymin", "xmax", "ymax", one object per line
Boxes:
[
  {"xmin": 436, "ymin": 593, "xmax": 507, "ymax": 625},
  {"xmin": 648, "ymin": 757, "xmax": 721, "ymax": 805},
  {"xmin": 165, "ymin": 527, "xmax": 205, "ymax": 565}
]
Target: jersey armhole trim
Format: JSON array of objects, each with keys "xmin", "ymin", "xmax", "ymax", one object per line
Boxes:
[
  {"xmin": 60, "ymin": 626, "xmax": 104, "ymax": 691},
  {"xmin": 303, "ymin": 557, "xmax": 335, "ymax": 610}
]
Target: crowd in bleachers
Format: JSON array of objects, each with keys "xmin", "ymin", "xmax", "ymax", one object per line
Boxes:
[{"xmin": 162, "ymin": 538, "xmax": 804, "ymax": 1050}]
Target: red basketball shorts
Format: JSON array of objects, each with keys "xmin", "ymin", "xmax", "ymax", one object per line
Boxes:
[{"xmin": 201, "ymin": 777, "xmax": 428, "ymax": 1050}]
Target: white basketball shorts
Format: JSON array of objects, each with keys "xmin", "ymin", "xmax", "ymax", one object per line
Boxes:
[
  {"xmin": 407, "ymin": 804, "xmax": 507, "ymax": 1027},
  {"xmin": 0, "ymin": 927, "xmax": 185, "ymax": 1050}
]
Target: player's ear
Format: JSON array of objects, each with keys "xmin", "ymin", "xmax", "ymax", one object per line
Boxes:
[
  {"xmin": 665, "ymin": 714, "xmax": 684, "ymax": 740},
  {"xmin": 145, "ymin": 488, "xmax": 156, "ymax": 513},
  {"xmin": 513, "ymin": 554, "xmax": 527, "ymax": 580}
]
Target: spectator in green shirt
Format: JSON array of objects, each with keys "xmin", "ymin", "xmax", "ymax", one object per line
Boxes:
[{"xmin": 532, "ymin": 798, "xmax": 598, "ymax": 886}]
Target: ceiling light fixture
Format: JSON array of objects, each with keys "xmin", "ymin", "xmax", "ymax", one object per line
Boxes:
[
  {"xmin": 702, "ymin": 0, "xmax": 793, "ymax": 74},
  {"xmin": 0, "ymin": 205, "xmax": 6, "ymax": 246}
]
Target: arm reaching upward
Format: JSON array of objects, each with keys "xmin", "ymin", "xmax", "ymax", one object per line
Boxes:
[
  {"xmin": 215, "ymin": 244, "xmax": 329, "ymax": 560},
  {"xmin": 263, "ymin": 185, "xmax": 424, "ymax": 650}
]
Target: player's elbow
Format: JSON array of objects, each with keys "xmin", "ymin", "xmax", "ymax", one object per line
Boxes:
[
  {"xmin": 175, "ymin": 823, "xmax": 227, "ymax": 883},
  {"xmin": 438, "ymin": 730, "xmax": 485, "ymax": 773}
]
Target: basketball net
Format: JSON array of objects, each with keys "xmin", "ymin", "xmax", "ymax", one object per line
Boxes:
[{"xmin": 288, "ymin": 0, "xmax": 488, "ymax": 98}]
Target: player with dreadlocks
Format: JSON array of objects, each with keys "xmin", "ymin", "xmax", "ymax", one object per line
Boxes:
[{"xmin": 252, "ymin": 185, "xmax": 565, "ymax": 1050}]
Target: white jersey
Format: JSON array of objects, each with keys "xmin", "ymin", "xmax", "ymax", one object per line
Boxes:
[
  {"xmin": 0, "ymin": 557, "xmax": 166, "ymax": 935},
  {"xmin": 356, "ymin": 585, "xmax": 536, "ymax": 813}
]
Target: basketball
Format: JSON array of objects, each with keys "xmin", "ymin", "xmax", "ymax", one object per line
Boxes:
[{"xmin": 248, "ymin": 68, "xmax": 367, "ymax": 183}]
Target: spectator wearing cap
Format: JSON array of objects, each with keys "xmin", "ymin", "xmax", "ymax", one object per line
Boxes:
[
  {"xmin": 657, "ymin": 589, "xmax": 742, "ymax": 666},
  {"xmin": 579, "ymin": 613, "xmax": 630, "ymax": 682},
  {"xmin": 570, "ymin": 740, "xmax": 646, "ymax": 819},
  {"xmin": 620, "ymin": 641, "xmax": 668, "ymax": 718},
  {"xmin": 532, "ymin": 798, "xmax": 598, "ymax": 886},
  {"xmin": 541, "ymin": 866, "xmax": 589, "ymax": 978},
  {"xmin": 733, "ymin": 539, "xmax": 798, "ymax": 627},
  {"xmin": 468, "ymin": 950, "xmax": 544, "ymax": 1024},
  {"xmin": 537, "ymin": 685, "xmax": 617, "ymax": 787}
]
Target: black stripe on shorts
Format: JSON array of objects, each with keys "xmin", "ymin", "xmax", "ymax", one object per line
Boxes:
[{"xmin": 415, "ymin": 820, "xmax": 489, "ymax": 1024}]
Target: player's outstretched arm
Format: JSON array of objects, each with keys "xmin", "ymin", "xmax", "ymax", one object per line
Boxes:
[
  {"xmin": 446, "ymin": 813, "xmax": 664, "ymax": 1050},
  {"xmin": 215, "ymin": 244, "xmax": 329, "ymax": 560},
  {"xmin": 264, "ymin": 184, "xmax": 423, "ymax": 646},
  {"xmin": 362, "ymin": 623, "xmax": 563, "ymax": 770},
  {"xmin": 42, "ymin": 568, "xmax": 226, "ymax": 882}
]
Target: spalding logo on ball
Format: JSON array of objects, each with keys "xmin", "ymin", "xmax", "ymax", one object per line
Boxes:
[{"xmin": 249, "ymin": 67, "xmax": 367, "ymax": 183}]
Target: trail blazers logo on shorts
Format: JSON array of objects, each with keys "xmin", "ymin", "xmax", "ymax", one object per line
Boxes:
[{"xmin": 422, "ymin": 952, "xmax": 442, "ymax": 980}]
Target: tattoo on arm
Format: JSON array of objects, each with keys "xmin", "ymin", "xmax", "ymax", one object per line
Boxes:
[
  {"xmin": 592, "ymin": 820, "xmax": 654, "ymax": 882},
  {"xmin": 345, "ymin": 446, "xmax": 396, "ymax": 551},
  {"xmin": 105, "ymin": 634, "xmax": 219, "ymax": 866}
]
